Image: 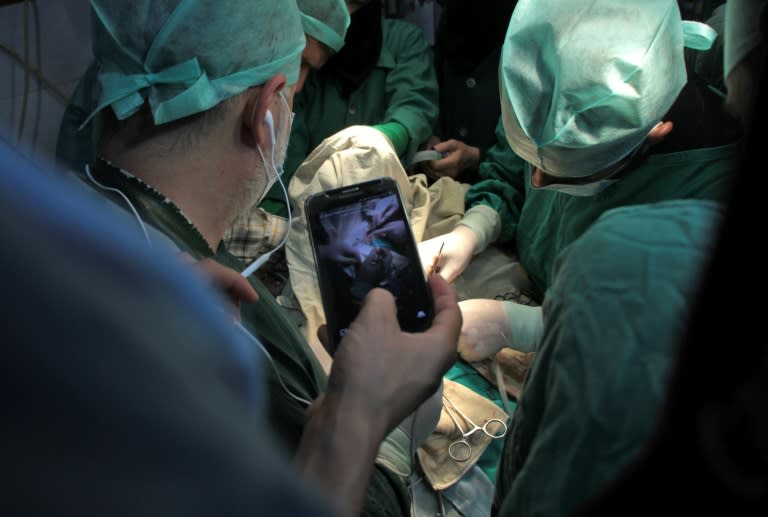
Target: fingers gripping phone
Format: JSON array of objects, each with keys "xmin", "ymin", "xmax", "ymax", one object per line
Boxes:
[{"xmin": 305, "ymin": 177, "xmax": 435, "ymax": 346}]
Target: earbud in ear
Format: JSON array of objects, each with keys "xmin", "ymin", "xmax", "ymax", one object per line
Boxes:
[{"xmin": 265, "ymin": 109, "xmax": 276, "ymax": 147}]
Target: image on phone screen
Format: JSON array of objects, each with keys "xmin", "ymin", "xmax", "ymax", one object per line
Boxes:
[{"xmin": 307, "ymin": 179, "xmax": 433, "ymax": 344}]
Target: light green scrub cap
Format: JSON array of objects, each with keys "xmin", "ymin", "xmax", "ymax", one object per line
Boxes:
[
  {"xmin": 724, "ymin": 0, "xmax": 767, "ymax": 81},
  {"xmin": 83, "ymin": 0, "xmax": 305, "ymax": 127},
  {"xmin": 297, "ymin": 0, "xmax": 350, "ymax": 52},
  {"xmin": 500, "ymin": 0, "xmax": 717, "ymax": 178}
]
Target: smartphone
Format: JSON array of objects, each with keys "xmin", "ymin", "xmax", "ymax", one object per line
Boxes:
[{"xmin": 305, "ymin": 177, "xmax": 434, "ymax": 346}]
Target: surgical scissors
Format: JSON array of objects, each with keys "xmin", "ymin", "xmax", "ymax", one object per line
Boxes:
[{"xmin": 442, "ymin": 394, "xmax": 508, "ymax": 462}]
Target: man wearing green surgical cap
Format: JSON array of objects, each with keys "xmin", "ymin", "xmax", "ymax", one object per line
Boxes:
[
  {"xmin": 64, "ymin": 2, "xmax": 462, "ymax": 516},
  {"xmin": 412, "ymin": 0, "xmax": 762, "ymax": 513},
  {"xmin": 54, "ymin": 0, "xmax": 350, "ymax": 177},
  {"xmin": 272, "ymin": 0, "xmax": 439, "ymax": 217},
  {"xmin": 294, "ymin": 0, "xmax": 351, "ymax": 91},
  {"xmin": 419, "ymin": 0, "xmax": 742, "ymax": 366},
  {"xmin": 413, "ymin": 0, "xmax": 746, "ymax": 512},
  {"xmin": 490, "ymin": 2, "xmax": 766, "ymax": 515}
]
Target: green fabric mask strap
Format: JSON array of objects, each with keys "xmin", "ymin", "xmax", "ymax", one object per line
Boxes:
[{"xmin": 682, "ymin": 20, "xmax": 718, "ymax": 51}]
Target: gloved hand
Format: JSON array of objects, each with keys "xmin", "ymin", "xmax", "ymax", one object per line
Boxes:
[
  {"xmin": 418, "ymin": 225, "xmax": 478, "ymax": 283},
  {"xmin": 458, "ymin": 299, "xmax": 543, "ymax": 362}
]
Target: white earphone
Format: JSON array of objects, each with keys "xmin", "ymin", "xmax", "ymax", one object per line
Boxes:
[
  {"xmin": 240, "ymin": 104, "xmax": 292, "ymax": 279},
  {"xmin": 265, "ymin": 109, "xmax": 276, "ymax": 146}
]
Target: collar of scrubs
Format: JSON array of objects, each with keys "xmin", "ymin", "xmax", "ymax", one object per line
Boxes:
[{"xmin": 82, "ymin": 159, "xmax": 215, "ymax": 258}]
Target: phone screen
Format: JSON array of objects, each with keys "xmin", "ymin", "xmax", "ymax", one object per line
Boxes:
[{"xmin": 306, "ymin": 178, "xmax": 434, "ymax": 345}]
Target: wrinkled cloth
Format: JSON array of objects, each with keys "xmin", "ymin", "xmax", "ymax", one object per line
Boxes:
[
  {"xmin": 410, "ymin": 463, "xmax": 495, "ymax": 517},
  {"xmin": 417, "ymin": 380, "xmax": 509, "ymax": 491},
  {"xmin": 224, "ymin": 207, "xmax": 289, "ymax": 265},
  {"xmin": 283, "ymin": 126, "xmax": 525, "ymax": 501},
  {"xmin": 285, "ymin": 125, "xmax": 466, "ymax": 372},
  {"xmin": 493, "ymin": 199, "xmax": 724, "ymax": 517}
]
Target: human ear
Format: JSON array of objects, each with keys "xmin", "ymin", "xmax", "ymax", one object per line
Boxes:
[
  {"xmin": 647, "ymin": 121, "xmax": 674, "ymax": 145},
  {"xmin": 241, "ymin": 74, "xmax": 287, "ymax": 148}
]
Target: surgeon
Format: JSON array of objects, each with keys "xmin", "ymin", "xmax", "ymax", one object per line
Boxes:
[
  {"xmin": 68, "ymin": 2, "xmax": 461, "ymax": 516},
  {"xmin": 492, "ymin": 1, "xmax": 766, "ymax": 514},
  {"xmin": 419, "ymin": 0, "xmax": 741, "ymax": 366},
  {"xmin": 54, "ymin": 0, "xmax": 351, "ymax": 178}
]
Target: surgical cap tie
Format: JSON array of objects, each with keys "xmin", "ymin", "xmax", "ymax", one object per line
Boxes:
[
  {"xmin": 84, "ymin": 58, "xmax": 205, "ymax": 127},
  {"xmin": 83, "ymin": 0, "xmax": 305, "ymax": 128},
  {"xmin": 81, "ymin": 48, "xmax": 303, "ymax": 129}
]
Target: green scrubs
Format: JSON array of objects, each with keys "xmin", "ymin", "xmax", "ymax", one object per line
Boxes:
[
  {"xmin": 466, "ymin": 118, "xmax": 736, "ymax": 294},
  {"xmin": 74, "ymin": 160, "xmax": 410, "ymax": 517},
  {"xmin": 492, "ymin": 199, "xmax": 724, "ymax": 516},
  {"xmin": 264, "ymin": 18, "xmax": 438, "ymax": 217}
]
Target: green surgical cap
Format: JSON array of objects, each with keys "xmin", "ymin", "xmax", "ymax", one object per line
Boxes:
[
  {"xmin": 84, "ymin": 0, "xmax": 305, "ymax": 127},
  {"xmin": 297, "ymin": 0, "xmax": 350, "ymax": 52},
  {"xmin": 724, "ymin": 0, "xmax": 767, "ymax": 81},
  {"xmin": 500, "ymin": 0, "xmax": 716, "ymax": 178}
]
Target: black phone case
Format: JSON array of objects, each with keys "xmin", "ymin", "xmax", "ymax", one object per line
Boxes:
[{"xmin": 305, "ymin": 177, "xmax": 434, "ymax": 345}]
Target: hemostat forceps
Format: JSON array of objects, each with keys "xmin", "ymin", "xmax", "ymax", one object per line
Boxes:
[{"xmin": 443, "ymin": 394, "xmax": 508, "ymax": 462}]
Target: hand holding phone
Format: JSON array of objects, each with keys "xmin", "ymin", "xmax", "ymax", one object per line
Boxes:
[{"xmin": 305, "ymin": 177, "xmax": 435, "ymax": 346}]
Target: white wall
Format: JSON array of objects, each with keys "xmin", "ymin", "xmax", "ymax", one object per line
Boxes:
[{"xmin": 0, "ymin": 0, "xmax": 91, "ymax": 169}]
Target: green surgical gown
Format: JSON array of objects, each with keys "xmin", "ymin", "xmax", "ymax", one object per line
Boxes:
[
  {"xmin": 466, "ymin": 118, "xmax": 736, "ymax": 294},
  {"xmin": 493, "ymin": 199, "xmax": 724, "ymax": 516}
]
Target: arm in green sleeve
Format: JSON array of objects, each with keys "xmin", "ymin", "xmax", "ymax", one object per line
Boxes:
[
  {"xmin": 457, "ymin": 204, "xmax": 502, "ymax": 254},
  {"xmin": 380, "ymin": 21, "xmax": 439, "ymax": 162},
  {"xmin": 372, "ymin": 121, "xmax": 409, "ymax": 156},
  {"xmin": 503, "ymin": 302, "xmax": 543, "ymax": 353},
  {"xmin": 465, "ymin": 117, "xmax": 528, "ymax": 245}
]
